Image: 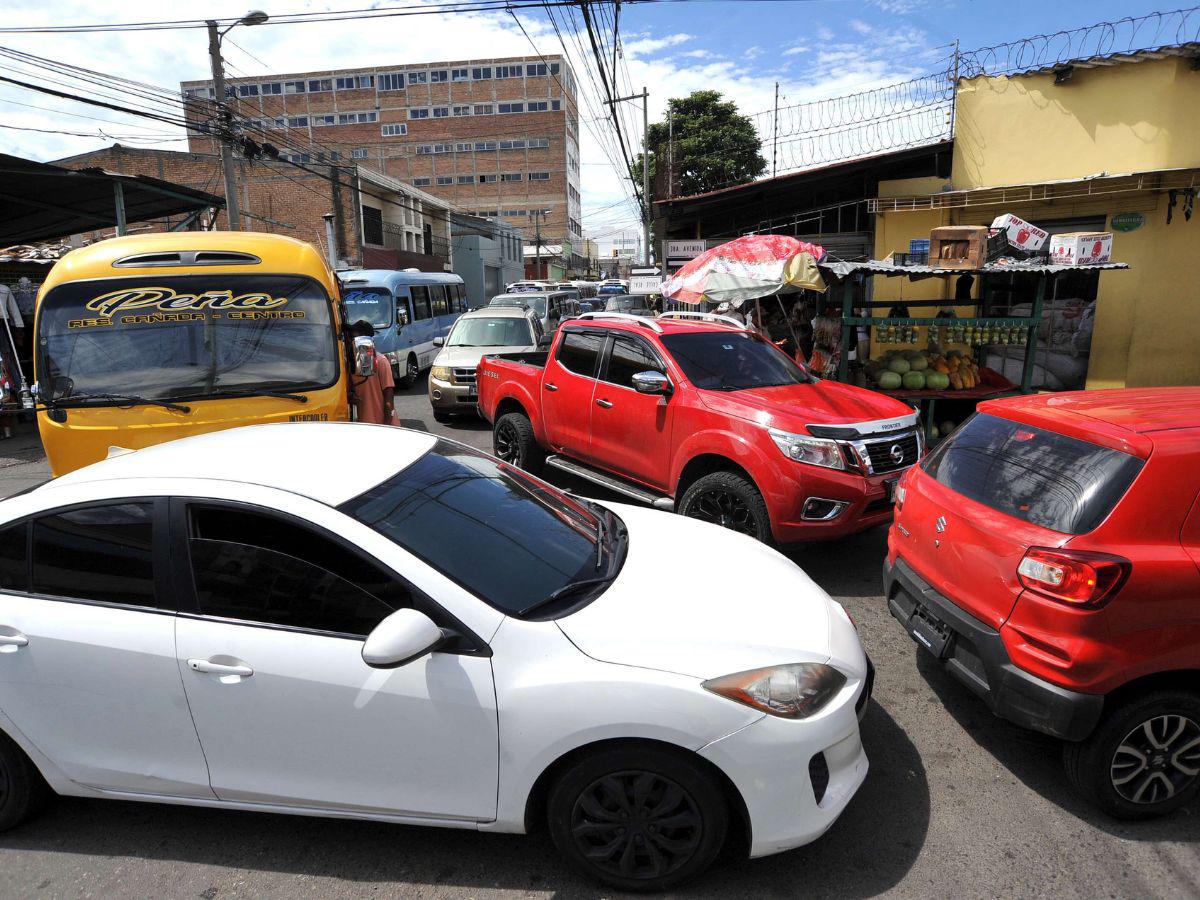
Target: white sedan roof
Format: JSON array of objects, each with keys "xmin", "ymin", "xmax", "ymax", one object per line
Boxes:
[{"xmin": 42, "ymin": 423, "xmax": 437, "ymax": 507}]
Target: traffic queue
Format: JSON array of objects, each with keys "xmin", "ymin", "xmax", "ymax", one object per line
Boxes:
[{"xmin": 0, "ymin": 230, "xmax": 1196, "ymax": 891}]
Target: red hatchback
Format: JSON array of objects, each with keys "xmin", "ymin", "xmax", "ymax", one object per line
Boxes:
[{"xmin": 884, "ymin": 388, "xmax": 1200, "ymax": 818}]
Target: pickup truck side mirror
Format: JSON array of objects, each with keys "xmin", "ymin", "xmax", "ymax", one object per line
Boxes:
[
  {"xmin": 632, "ymin": 370, "xmax": 672, "ymax": 395},
  {"xmin": 537, "ymin": 333, "xmax": 554, "ymax": 349}
]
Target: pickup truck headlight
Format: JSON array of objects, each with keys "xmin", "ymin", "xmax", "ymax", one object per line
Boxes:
[
  {"xmin": 704, "ymin": 663, "xmax": 847, "ymax": 719},
  {"xmin": 430, "ymin": 366, "xmax": 452, "ymax": 383},
  {"xmin": 768, "ymin": 428, "xmax": 845, "ymax": 470}
]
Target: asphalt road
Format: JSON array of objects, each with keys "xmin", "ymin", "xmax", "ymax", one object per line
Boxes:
[{"xmin": 1, "ymin": 380, "xmax": 1197, "ymax": 898}]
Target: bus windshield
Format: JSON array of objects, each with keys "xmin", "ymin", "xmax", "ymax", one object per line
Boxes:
[
  {"xmin": 37, "ymin": 274, "xmax": 339, "ymax": 403},
  {"xmin": 342, "ymin": 286, "xmax": 393, "ymax": 330}
]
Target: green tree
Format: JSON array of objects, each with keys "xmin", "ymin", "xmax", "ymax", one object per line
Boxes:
[{"xmin": 633, "ymin": 90, "xmax": 765, "ymax": 201}]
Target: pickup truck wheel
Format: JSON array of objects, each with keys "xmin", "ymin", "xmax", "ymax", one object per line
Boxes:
[
  {"xmin": 397, "ymin": 354, "xmax": 419, "ymax": 388},
  {"xmin": 493, "ymin": 412, "xmax": 544, "ymax": 475},
  {"xmin": 1064, "ymin": 690, "xmax": 1200, "ymax": 819},
  {"xmin": 678, "ymin": 472, "xmax": 772, "ymax": 544}
]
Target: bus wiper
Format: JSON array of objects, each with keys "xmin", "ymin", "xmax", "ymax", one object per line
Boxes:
[
  {"xmin": 518, "ymin": 575, "xmax": 616, "ymax": 618},
  {"xmin": 51, "ymin": 393, "xmax": 191, "ymax": 413},
  {"xmin": 180, "ymin": 387, "xmax": 309, "ymax": 403}
]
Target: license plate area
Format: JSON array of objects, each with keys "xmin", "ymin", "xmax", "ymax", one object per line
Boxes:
[
  {"xmin": 884, "ymin": 477, "xmax": 899, "ymax": 502},
  {"xmin": 908, "ymin": 603, "xmax": 954, "ymax": 659}
]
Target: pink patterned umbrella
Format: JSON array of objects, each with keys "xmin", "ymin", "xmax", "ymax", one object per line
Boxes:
[{"xmin": 661, "ymin": 234, "xmax": 827, "ymax": 306}]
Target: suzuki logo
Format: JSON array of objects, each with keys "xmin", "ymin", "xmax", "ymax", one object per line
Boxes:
[
  {"xmin": 889, "ymin": 444, "xmax": 905, "ymax": 464},
  {"xmin": 935, "ymin": 516, "xmax": 947, "ymax": 533}
]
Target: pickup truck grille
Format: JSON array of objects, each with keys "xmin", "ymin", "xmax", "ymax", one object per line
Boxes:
[
  {"xmin": 859, "ymin": 431, "xmax": 920, "ymax": 474},
  {"xmin": 452, "ymin": 367, "xmax": 477, "ymax": 385}
]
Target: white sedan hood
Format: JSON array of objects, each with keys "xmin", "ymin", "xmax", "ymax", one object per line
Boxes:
[{"xmin": 556, "ymin": 503, "xmax": 864, "ymax": 681}]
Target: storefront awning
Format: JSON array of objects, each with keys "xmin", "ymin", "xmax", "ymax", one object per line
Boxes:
[{"xmin": 820, "ymin": 259, "xmax": 1129, "ymax": 279}]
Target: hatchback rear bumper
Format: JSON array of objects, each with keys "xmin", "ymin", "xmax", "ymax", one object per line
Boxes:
[{"xmin": 883, "ymin": 556, "xmax": 1104, "ymax": 742}]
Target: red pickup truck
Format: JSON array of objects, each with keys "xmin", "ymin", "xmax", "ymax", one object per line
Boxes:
[{"xmin": 477, "ymin": 312, "xmax": 922, "ymax": 544}]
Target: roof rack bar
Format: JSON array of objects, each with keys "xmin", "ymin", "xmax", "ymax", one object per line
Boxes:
[
  {"xmin": 658, "ymin": 311, "xmax": 748, "ymax": 330},
  {"xmin": 573, "ymin": 312, "xmax": 663, "ymax": 333}
]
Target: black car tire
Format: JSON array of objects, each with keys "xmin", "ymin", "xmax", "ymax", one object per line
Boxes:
[
  {"xmin": 397, "ymin": 354, "xmax": 419, "ymax": 388},
  {"xmin": 547, "ymin": 745, "xmax": 728, "ymax": 892},
  {"xmin": 677, "ymin": 471, "xmax": 773, "ymax": 544},
  {"xmin": 492, "ymin": 412, "xmax": 544, "ymax": 475},
  {"xmin": 1064, "ymin": 690, "xmax": 1200, "ymax": 819},
  {"xmin": 0, "ymin": 729, "xmax": 50, "ymax": 832}
]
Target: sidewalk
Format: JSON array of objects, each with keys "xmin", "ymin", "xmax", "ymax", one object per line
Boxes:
[{"xmin": 0, "ymin": 421, "xmax": 52, "ymax": 497}]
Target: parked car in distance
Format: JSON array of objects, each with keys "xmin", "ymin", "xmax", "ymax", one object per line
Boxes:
[
  {"xmin": 477, "ymin": 311, "xmax": 921, "ymax": 544},
  {"xmin": 885, "ymin": 388, "xmax": 1200, "ymax": 819},
  {"xmin": 597, "ymin": 282, "xmax": 628, "ymax": 297},
  {"xmin": 604, "ymin": 293, "xmax": 655, "ymax": 317},
  {"xmin": 0, "ymin": 423, "xmax": 872, "ymax": 891},
  {"xmin": 488, "ymin": 290, "xmax": 577, "ymax": 334},
  {"xmin": 505, "ymin": 280, "xmax": 551, "ymax": 293},
  {"xmin": 428, "ymin": 307, "xmax": 542, "ymax": 421}
]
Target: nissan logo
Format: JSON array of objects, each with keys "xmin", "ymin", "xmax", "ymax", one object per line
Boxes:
[{"xmin": 889, "ymin": 443, "xmax": 905, "ymax": 464}]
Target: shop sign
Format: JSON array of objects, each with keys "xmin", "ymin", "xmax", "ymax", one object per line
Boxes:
[
  {"xmin": 629, "ymin": 274, "xmax": 663, "ymax": 295},
  {"xmin": 665, "ymin": 240, "xmax": 706, "ymax": 261},
  {"xmin": 1111, "ymin": 212, "xmax": 1145, "ymax": 233}
]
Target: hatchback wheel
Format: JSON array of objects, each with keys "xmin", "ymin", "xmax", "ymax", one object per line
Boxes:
[
  {"xmin": 0, "ymin": 730, "xmax": 50, "ymax": 832},
  {"xmin": 1064, "ymin": 690, "xmax": 1200, "ymax": 819},
  {"xmin": 547, "ymin": 746, "xmax": 727, "ymax": 891},
  {"xmin": 678, "ymin": 471, "xmax": 772, "ymax": 544},
  {"xmin": 492, "ymin": 412, "xmax": 544, "ymax": 474}
]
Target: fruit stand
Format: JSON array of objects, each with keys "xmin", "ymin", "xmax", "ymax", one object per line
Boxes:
[{"xmin": 818, "ymin": 258, "xmax": 1130, "ymax": 441}]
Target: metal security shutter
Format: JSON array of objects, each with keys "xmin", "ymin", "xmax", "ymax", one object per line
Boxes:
[{"xmin": 797, "ymin": 231, "xmax": 871, "ymax": 261}]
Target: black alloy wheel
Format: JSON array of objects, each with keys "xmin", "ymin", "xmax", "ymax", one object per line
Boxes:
[
  {"xmin": 569, "ymin": 771, "xmax": 704, "ymax": 882},
  {"xmin": 677, "ymin": 471, "xmax": 773, "ymax": 543},
  {"xmin": 493, "ymin": 418, "xmax": 521, "ymax": 463},
  {"xmin": 492, "ymin": 412, "xmax": 544, "ymax": 474},
  {"xmin": 687, "ymin": 489, "xmax": 757, "ymax": 536},
  {"xmin": 1111, "ymin": 715, "xmax": 1200, "ymax": 805}
]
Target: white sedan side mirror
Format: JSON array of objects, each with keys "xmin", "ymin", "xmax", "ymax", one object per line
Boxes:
[{"xmin": 362, "ymin": 609, "xmax": 445, "ymax": 668}]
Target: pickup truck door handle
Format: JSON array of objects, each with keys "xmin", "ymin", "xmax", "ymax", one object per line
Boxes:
[
  {"xmin": 544, "ymin": 382, "xmax": 558, "ymax": 392},
  {"xmin": 188, "ymin": 658, "xmax": 254, "ymax": 679},
  {"xmin": 596, "ymin": 398, "xmax": 614, "ymax": 409}
]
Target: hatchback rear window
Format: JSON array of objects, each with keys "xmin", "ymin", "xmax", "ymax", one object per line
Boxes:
[{"xmin": 922, "ymin": 413, "xmax": 1143, "ymax": 534}]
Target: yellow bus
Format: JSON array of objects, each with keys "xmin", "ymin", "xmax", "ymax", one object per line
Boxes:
[{"xmin": 35, "ymin": 232, "xmax": 350, "ymax": 475}]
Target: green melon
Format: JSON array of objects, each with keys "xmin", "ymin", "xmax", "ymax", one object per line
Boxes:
[
  {"xmin": 925, "ymin": 371, "xmax": 950, "ymax": 390},
  {"xmin": 908, "ymin": 354, "xmax": 929, "ymax": 371},
  {"xmin": 887, "ymin": 356, "xmax": 911, "ymax": 375},
  {"xmin": 902, "ymin": 370, "xmax": 927, "ymax": 390},
  {"xmin": 877, "ymin": 371, "xmax": 902, "ymax": 390}
]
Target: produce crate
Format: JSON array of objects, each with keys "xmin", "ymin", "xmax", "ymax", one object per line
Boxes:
[{"xmin": 928, "ymin": 226, "xmax": 988, "ymax": 270}]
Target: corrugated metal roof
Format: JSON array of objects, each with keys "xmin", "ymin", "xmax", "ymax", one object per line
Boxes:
[{"xmin": 1000, "ymin": 42, "xmax": 1200, "ymax": 78}]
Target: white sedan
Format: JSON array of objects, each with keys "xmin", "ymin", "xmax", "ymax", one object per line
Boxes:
[{"xmin": 0, "ymin": 423, "xmax": 871, "ymax": 891}]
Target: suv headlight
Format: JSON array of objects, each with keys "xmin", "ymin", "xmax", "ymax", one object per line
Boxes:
[
  {"xmin": 768, "ymin": 428, "xmax": 845, "ymax": 470},
  {"xmin": 704, "ymin": 662, "xmax": 846, "ymax": 719},
  {"xmin": 430, "ymin": 366, "xmax": 452, "ymax": 382}
]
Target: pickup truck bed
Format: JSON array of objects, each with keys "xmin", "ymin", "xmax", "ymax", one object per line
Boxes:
[{"xmin": 481, "ymin": 350, "xmax": 548, "ymax": 369}]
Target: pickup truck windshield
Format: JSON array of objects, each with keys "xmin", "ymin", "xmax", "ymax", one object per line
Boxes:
[
  {"xmin": 37, "ymin": 274, "xmax": 338, "ymax": 403},
  {"xmin": 342, "ymin": 286, "xmax": 393, "ymax": 330},
  {"xmin": 661, "ymin": 330, "xmax": 815, "ymax": 391},
  {"xmin": 448, "ymin": 316, "xmax": 533, "ymax": 347},
  {"xmin": 341, "ymin": 440, "xmax": 621, "ymax": 617}
]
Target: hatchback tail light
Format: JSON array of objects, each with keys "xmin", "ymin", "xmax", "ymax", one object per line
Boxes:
[{"xmin": 1016, "ymin": 547, "xmax": 1131, "ymax": 608}]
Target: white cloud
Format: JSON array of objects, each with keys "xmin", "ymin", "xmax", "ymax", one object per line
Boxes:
[
  {"xmin": 680, "ymin": 49, "xmax": 712, "ymax": 59},
  {"xmin": 744, "ymin": 46, "xmax": 762, "ymax": 60},
  {"xmin": 849, "ymin": 19, "xmax": 874, "ymax": 35},
  {"xmin": 622, "ymin": 32, "xmax": 694, "ymax": 57},
  {"xmin": 783, "ymin": 44, "xmax": 810, "ymax": 56}
]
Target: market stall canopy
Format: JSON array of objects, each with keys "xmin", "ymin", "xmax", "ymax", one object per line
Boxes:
[
  {"xmin": 661, "ymin": 235, "xmax": 827, "ymax": 305},
  {"xmin": 0, "ymin": 153, "xmax": 225, "ymax": 245}
]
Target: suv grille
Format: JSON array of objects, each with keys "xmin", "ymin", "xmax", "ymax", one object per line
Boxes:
[
  {"xmin": 861, "ymin": 432, "xmax": 919, "ymax": 474},
  {"xmin": 452, "ymin": 367, "xmax": 476, "ymax": 385}
]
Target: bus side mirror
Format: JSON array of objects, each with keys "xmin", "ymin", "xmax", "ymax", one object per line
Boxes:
[{"xmin": 397, "ymin": 305, "xmax": 410, "ymax": 328}]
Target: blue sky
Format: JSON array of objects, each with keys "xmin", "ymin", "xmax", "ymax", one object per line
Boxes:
[{"xmin": 0, "ymin": 0, "xmax": 1192, "ymax": 245}]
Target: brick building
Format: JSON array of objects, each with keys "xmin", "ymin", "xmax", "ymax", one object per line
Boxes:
[
  {"xmin": 53, "ymin": 144, "xmax": 454, "ymax": 272},
  {"xmin": 180, "ymin": 55, "xmax": 582, "ymax": 269}
]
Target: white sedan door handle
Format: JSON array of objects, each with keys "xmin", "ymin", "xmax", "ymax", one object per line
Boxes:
[
  {"xmin": 0, "ymin": 632, "xmax": 28, "ymax": 648},
  {"xmin": 188, "ymin": 658, "xmax": 254, "ymax": 678}
]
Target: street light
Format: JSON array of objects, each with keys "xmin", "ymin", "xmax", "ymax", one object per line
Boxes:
[{"xmin": 206, "ymin": 10, "xmax": 270, "ymax": 231}]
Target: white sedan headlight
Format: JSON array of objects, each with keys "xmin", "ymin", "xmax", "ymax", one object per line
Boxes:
[
  {"xmin": 703, "ymin": 663, "xmax": 846, "ymax": 719},
  {"xmin": 768, "ymin": 428, "xmax": 845, "ymax": 470}
]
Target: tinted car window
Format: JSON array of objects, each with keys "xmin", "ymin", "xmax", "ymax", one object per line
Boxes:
[
  {"xmin": 0, "ymin": 522, "xmax": 27, "ymax": 591},
  {"xmin": 188, "ymin": 506, "xmax": 406, "ymax": 635},
  {"xmin": 341, "ymin": 441, "xmax": 604, "ymax": 617},
  {"xmin": 430, "ymin": 285, "xmax": 449, "ymax": 317},
  {"xmin": 410, "ymin": 286, "xmax": 432, "ymax": 321},
  {"xmin": 32, "ymin": 503, "xmax": 156, "ymax": 606},
  {"xmin": 922, "ymin": 413, "xmax": 1145, "ymax": 534},
  {"xmin": 556, "ymin": 331, "xmax": 604, "ymax": 377},
  {"xmin": 661, "ymin": 330, "xmax": 815, "ymax": 391},
  {"xmin": 605, "ymin": 335, "xmax": 663, "ymax": 389}
]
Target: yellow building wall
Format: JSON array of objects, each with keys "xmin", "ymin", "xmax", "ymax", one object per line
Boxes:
[{"xmin": 953, "ymin": 57, "xmax": 1200, "ymax": 189}]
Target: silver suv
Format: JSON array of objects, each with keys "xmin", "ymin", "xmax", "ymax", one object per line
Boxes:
[{"xmin": 428, "ymin": 306, "xmax": 543, "ymax": 420}]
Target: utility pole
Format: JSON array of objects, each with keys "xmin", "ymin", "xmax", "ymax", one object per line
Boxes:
[
  {"xmin": 667, "ymin": 105, "xmax": 674, "ymax": 199},
  {"xmin": 772, "ymin": 81, "xmax": 779, "ymax": 178},
  {"xmin": 530, "ymin": 209, "xmax": 544, "ymax": 279},
  {"xmin": 610, "ymin": 87, "xmax": 651, "ymax": 265}
]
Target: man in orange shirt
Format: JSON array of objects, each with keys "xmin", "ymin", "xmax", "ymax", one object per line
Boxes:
[{"xmin": 349, "ymin": 321, "xmax": 396, "ymax": 425}]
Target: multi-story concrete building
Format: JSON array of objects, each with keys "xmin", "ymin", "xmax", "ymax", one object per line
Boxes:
[
  {"xmin": 450, "ymin": 213, "xmax": 525, "ymax": 303},
  {"xmin": 180, "ymin": 55, "xmax": 583, "ymax": 268}
]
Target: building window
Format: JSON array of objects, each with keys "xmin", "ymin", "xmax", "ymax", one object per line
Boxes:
[
  {"xmin": 529, "ymin": 172, "xmax": 550, "ymax": 181},
  {"xmin": 261, "ymin": 82, "xmax": 282, "ymax": 95},
  {"xmin": 432, "ymin": 106, "xmax": 450, "ymax": 118},
  {"xmin": 408, "ymin": 71, "xmax": 428, "ymax": 84},
  {"xmin": 312, "ymin": 114, "xmax": 335, "ymax": 126},
  {"xmin": 531, "ymin": 138, "xmax": 549, "ymax": 148},
  {"xmin": 284, "ymin": 81, "xmax": 306, "ymax": 94},
  {"xmin": 413, "ymin": 177, "xmax": 432, "ymax": 187},
  {"xmin": 307, "ymin": 78, "xmax": 333, "ymax": 92},
  {"xmin": 237, "ymin": 84, "xmax": 259, "ymax": 97},
  {"xmin": 287, "ymin": 116, "xmax": 309, "ymax": 127},
  {"xmin": 498, "ymin": 102, "xmax": 524, "ymax": 114},
  {"xmin": 382, "ymin": 123, "xmax": 408, "ymax": 136},
  {"xmin": 550, "ymin": 62, "xmax": 561, "ymax": 75},
  {"xmin": 363, "ymin": 206, "xmax": 384, "ymax": 245},
  {"xmin": 495, "ymin": 65, "xmax": 521, "ymax": 79},
  {"xmin": 474, "ymin": 141, "xmax": 497, "ymax": 151},
  {"xmin": 527, "ymin": 101, "xmax": 549, "ymax": 112},
  {"xmin": 408, "ymin": 108, "xmax": 430, "ymax": 119},
  {"xmin": 336, "ymin": 74, "xmax": 375, "ymax": 90},
  {"xmin": 451, "ymin": 68, "xmax": 469, "ymax": 82},
  {"xmin": 351, "ymin": 148, "xmax": 369, "ymax": 159},
  {"xmin": 473, "ymin": 103, "xmax": 494, "ymax": 115},
  {"xmin": 379, "ymin": 72, "xmax": 405, "ymax": 91},
  {"xmin": 526, "ymin": 63, "xmax": 548, "ymax": 77},
  {"xmin": 338, "ymin": 111, "xmax": 378, "ymax": 124},
  {"xmin": 472, "ymin": 66, "xmax": 492, "ymax": 80},
  {"xmin": 457, "ymin": 174, "xmax": 474, "ymax": 184},
  {"xmin": 500, "ymin": 173, "xmax": 522, "ymax": 182},
  {"xmin": 479, "ymin": 174, "xmax": 497, "ymax": 183},
  {"xmin": 451, "ymin": 105, "xmax": 472, "ymax": 117},
  {"xmin": 499, "ymin": 139, "xmax": 526, "ymax": 150},
  {"xmin": 436, "ymin": 175, "xmax": 454, "ymax": 186},
  {"xmin": 430, "ymin": 70, "xmax": 448, "ymax": 82},
  {"xmin": 455, "ymin": 142, "xmax": 472, "ymax": 152},
  {"xmin": 551, "ymin": 99, "xmax": 561, "ymax": 111}
]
